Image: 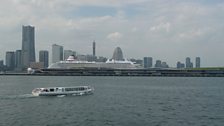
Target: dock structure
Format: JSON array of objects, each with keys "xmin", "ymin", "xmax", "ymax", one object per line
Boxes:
[{"xmin": 31, "ymin": 68, "xmax": 224, "ymax": 77}]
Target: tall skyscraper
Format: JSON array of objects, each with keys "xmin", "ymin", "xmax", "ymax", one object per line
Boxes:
[
  {"xmin": 15, "ymin": 50, "xmax": 22, "ymax": 68},
  {"xmin": 52, "ymin": 44, "xmax": 63, "ymax": 63},
  {"xmin": 39, "ymin": 50, "xmax": 49, "ymax": 68},
  {"xmin": 186, "ymin": 57, "xmax": 193, "ymax": 68},
  {"xmin": 196, "ymin": 57, "xmax": 200, "ymax": 68},
  {"xmin": 21, "ymin": 25, "xmax": 35, "ymax": 68},
  {"xmin": 93, "ymin": 41, "xmax": 96, "ymax": 56},
  {"xmin": 6, "ymin": 51, "xmax": 15, "ymax": 70},
  {"xmin": 143, "ymin": 57, "xmax": 153, "ymax": 68}
]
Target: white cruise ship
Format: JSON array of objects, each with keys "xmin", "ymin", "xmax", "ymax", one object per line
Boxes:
[
  {"xmin": 48, "ymin": 47, "xmax": 141, "ymax": 69},
  {"xmin": 48, "ymin": 55, "xmax": 139, "ymax": 69}
]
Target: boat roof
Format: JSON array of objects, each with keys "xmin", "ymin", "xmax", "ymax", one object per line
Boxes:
[{"xmin": 36, "ymin": 86, "xmax": 90, "ymax": 89}]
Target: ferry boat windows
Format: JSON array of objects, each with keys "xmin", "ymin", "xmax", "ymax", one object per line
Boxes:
[
  {"xmin": 50, "ymin": 89, "xmax": 54, "ymax": 92},
  {"xmin": 64, "ymin": 87, "xmax": 86, "ymax": 91}
]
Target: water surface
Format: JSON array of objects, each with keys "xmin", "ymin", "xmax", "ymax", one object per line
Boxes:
[{"xmin": 0, "ymin": 76, "xmax": 224, "ymax": 126}]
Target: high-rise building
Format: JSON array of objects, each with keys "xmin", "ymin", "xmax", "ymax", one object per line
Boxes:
[
  {"xmin": 186, "ymin": 57, "xmax": 193, "ymax": 68},
  {"xmin": 6, "ymin": 51, "xmax": 15, "ymax": 70},
  {"xmin": 196, "ymin": 57, "xmax": 200, "ymax": 68},
  {"xmin": 93, "ymin": 41, "xmax": 96, "ymax": 57},
  {"xmin": 21, "ymin": 25, "xmax": 35, "ymax": 68},
  {"xmin": 39, "ymin": 50, "xmax": 49, "ymax": 68},
  {"xmin": 15, "ymin": 50, "xmax": 22, "ymax": 68},
  {"xmin": 143, "ymin": 57, "xmax": 153, "ymax": 68},
  {"xmin": 52, "ymin": 44, "xmax": 63, "ymax": 63},
  {"xmin": 64, "ymin": 50, "xmax": 76, "ymax": 60}
]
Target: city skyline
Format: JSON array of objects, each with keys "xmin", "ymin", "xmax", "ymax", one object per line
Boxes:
[{"xmin": 0, "ymin": 0, "xmax": 224, "ymax": 67}]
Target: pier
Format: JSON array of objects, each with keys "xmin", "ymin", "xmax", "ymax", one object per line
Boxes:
[{"xmin": 29, "ymin": 68, "xmax": 224, "ymax": 77}]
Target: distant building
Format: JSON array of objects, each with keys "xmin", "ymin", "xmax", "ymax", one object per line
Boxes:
[
  {"xmin": 30, "ymin": 62, "xmax": 44, "ymax": 69},
  {"xmin": 155, "ymin": 60, "xmax": 169, "ymax": 68},
  {"xmin": 86, "ymin": 55, "xmax": 97, "ymax": 62},
  {"xmin": 177, "ymin": 61, "xmax": 185, "ymax": 68},
  {"xmin": 112, "ymin": 47, "xmax": 124, "ymax": 61},
  {"xmin": 52, "ymin": 44, "xmax": 63, "ymax": 63},
  {"xmin": 143, "ymin": 57, "xmax": 153, "ymax": 68},
  {"xmin": 130, "ymin": 58, "xmax": 143, "ymax": 66},
  {"xmin": 0, "ymin": 60, "xmax": 4, "ymax": 70},
  {"xmin": 77, "ymin": 55, "xmax": 87, "ymax": 61},
  {"xmin": 196, "ymin": 57, "xmax": 200, "ymax": 68},
  {"xmin": 186, "ymin": 57, "xmax": 193, "ymax": 68},
  {"xmin": 6, "ymin": 51, "xmax": 15, "ymax": 70},
  {"xmin": 161, "ymin": 62, "xmax": 169, "ymax": 68},
  {"xmin": 39, "ymin": 50, "xmax": 49, "ymax": 68},
  {"xmin": 93, "ymin": 41, "xmax": 96, "ymax": 57},
  {"xmin": 22, "ymin": 25, "xmax": 35, "ymax": 68},
  {"xmin": 15, "ymin": 50, "xmax": 22, "ymax": 68},
  {"xmin": 64, "ymin": 50, "xmax": 76, "ymax": 60},
  {"xmin": 0, "ymin": 60, "xmax": 3, "ymax": 66},
  {"xmin": 155, "ymin": 60, "xmax": 162, "ymax": 68},
  {"xmin": 97, "ymin": 56, "xmax": 107, "ymax": 62}
]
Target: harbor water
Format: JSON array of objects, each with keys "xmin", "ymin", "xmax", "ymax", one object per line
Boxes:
[{"xmin": 0, "ymin": 76, "xmax": 224, "ymax": 126}]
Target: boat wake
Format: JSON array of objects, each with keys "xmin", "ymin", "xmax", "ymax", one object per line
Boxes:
[
  {"xmin": 0, "ymin": 93, "xmax": 92, "ymax": 100},
  {"xmin": 0, "ymin": 94, "xmax": 37, "ymax": 100},
  {"xmin": 57, "ymin": 95, "xmax": 66, "ymax": 97}
]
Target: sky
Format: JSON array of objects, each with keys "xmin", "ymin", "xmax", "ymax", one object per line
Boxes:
[{"xmin": 0, "ymin": 0, "xmax": 224, "ymax": 67}]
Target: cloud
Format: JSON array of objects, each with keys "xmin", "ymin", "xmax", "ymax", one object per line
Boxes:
[
  {"xmin": 107, "ymin": 32, "xmax": 123, "ymax": 42},
  {"xmin": 150, "ymin": 22, "xmax": 171, "ymax": 32}
]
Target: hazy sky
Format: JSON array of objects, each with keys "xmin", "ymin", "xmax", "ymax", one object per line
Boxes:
[{"xmin": 0, "ymin": 0, "xmax": 224, "ymax": 67}]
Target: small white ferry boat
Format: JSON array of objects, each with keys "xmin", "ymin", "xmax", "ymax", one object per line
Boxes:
[{"xmin": 32, "ymin": 86, "xmax": 94, "ymax": 96}]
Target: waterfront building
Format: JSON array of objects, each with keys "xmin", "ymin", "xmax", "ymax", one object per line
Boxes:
[
  {"xmin": 143, "ymin": 57, "xmax": 153, "ymax": 68},
  {"xmin": 0, "ymin": 60, "xmax": 4, "ymax": 70},
  {"xmin": 64, "ymin": 50, "xmax": 76, "ymax": 60},
  {"xmin": 196, "ymin": 57, "xmax": 200, "ymax": 68},
  {"xmin": 77, "ymin": 54, "xmax": 87, "ymax": 61},
  {"xmin": 93, "ymin": 41, "xmax": 96, "ymax": 57},
  {"xmin": 97, "ymin": 56, "xmax": 107, "ymax": 62},
  {"xmin": 155, "ymin": 60, "xmax": 162, "ymax": 68},
  {"xmin": 21, "ymin": 25, "xmax": 35, "ymax": 68},
  {"xmin": 39, "ymin": 50, "xmax": 49, "ymax": 68},
  {"xmin": 161, "ymin": 62, "xmax": 169, "ymax": 68},
  {"xmin": 15, "ymin": 50, "xmax": 22, "ymax": 68},
  {"xmin": 186, "ymin": 57, "xmax": 193, "ymax": 68},
  {"xmin": 0, "ymin": 60, "xmax": 3, "ymax": 66},
  {"xmin": 5, "ymin": 51, "xmax": 15, "ymax": 70},
  {"xmin": 112, "ymin": 47, "xmax": 124, "ymax": 61},
  {"xmin": 130, "ymin": 59, "xmax": 143, "ymax": 66},
  {"xmin": 86, "ymin": 55, "xmax": 97, "ymax": 62},
  {"xmin": 30, "ymin": 62, "xmax": 44, "ymax": 69},
  {"xmin": 52, "ymin": 44, "xmax": 63, "ymax": 63},
  {"xmin": 177, "ymin": 62, "xmax": 185, "ymax": 68}
]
